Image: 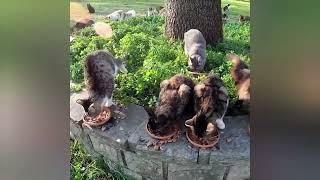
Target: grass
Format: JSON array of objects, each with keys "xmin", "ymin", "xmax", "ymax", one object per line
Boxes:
[
  {"xmin": 222, "ymin": 0, "xmax": 250, "ymax": 16},
  {"xmin": 72, "ymin": 0, "xmax": 249, "ymax": 16},
  {"xmin": 71, "ymin": 140, "xmax": 128, "ymax": 180},
  {"xmin": 71, "ymin": 140, "xmax": 112, "ymax": 180}
]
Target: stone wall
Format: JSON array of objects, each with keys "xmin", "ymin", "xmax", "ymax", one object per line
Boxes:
[{"xmin": 70, "ymin": 92, "xmax": 250, "ymax": 180}]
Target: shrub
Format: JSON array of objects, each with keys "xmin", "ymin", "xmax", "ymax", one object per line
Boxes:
[{"xmin": 70, "ymin": 17, "xmax": 250, "ymax": 107}]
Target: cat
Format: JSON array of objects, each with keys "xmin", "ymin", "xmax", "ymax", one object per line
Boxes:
[
  {"xmin": 193, "ymin": 75, "xmax": 229, "ymax": 130},
  {"xmin": 76, "ymin": 50, "xmax": 127, "ymax": 117},
  {"xmin": 227, "ymin": 53, "xmax": 250, "ymax": 103},
  {"xmin": 184, "ymin": 29, "xmax": 207, "ymax": 72},
  {"xmin": 153, "ymin": 75, "xmax": 195, "ymax": 130}
]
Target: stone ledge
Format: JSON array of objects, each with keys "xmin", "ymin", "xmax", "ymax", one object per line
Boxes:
[
  {"xmin": 70, "ymin": 92, "xmax": 250, "ymax": 180},
  {"xmin": 167, "ymin": 163, "xmax": 227, "ymax": 180},
  {"xmin": 226, "ymin": 162, "xmax": 250, "ymax": 180},
  {"xmin": 70, "ymin": 91, "xmax": 148, "ymax": 150}
]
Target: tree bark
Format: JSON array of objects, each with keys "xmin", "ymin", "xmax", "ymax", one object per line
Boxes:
[{"xmin": 165, "ymin": 0, "xmax": 223, "ymax": 46}]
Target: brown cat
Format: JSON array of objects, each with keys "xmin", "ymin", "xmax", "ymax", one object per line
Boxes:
[
  {"xmin": 153, "ymin": 75, "xmax": 195, "ymax": 130},
  {"xmin": 193, "ymin": 75, "xmax": 229, "ymax": 131},
  {"xmin": 227, "ymin": 53, "xmax": 250, "ymax": 103}
]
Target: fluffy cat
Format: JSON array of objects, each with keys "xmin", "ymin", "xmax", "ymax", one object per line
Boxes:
[
  {"xmin": 184, "ymin": 29, "xmax": 207, "ymax": 72},
  {"xmin": 227, "ymin": 53, "xmax": 250, "ymax": 103},
  {"xmin": 193, "ymin": 75, "xmax": 229, "ymax": 131},
  {"xmin": 76, "ymin": 50, "xmax": 127, "ymax": 117},
  {"xmin": 153, "ymin": 75, "xmax": 195, "ymax": 131}
]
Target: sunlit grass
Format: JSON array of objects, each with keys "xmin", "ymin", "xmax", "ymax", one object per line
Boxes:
[{"xmin": 71, "ymin": 0, "xmax": 249, "ymax": 16}]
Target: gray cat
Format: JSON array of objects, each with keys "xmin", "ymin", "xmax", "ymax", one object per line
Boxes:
[
  {"xmin": 184, "ymin": 29, "xmax": 206, "ymax": 72},
  {"xmin": 76, "ymin": 50, "xmax": 127, "ymax": 117}
]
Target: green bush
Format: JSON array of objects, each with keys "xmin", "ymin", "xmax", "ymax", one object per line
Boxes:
[{"xmin": 70, "ymin": 17, "xmax": 250, "ymax": 107}]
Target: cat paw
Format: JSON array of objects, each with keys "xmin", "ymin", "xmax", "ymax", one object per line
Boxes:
[{"xmin": 216, "ymin": 118, "xmax": 225, "ymax": 129}]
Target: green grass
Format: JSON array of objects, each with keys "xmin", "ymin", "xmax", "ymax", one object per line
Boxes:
[
  {"xmin": 71, "ymin": 140, "xmax": 112, "ymax": 180},
  {"xmin": 71, "ymin": 140, "xmax": 128, "ymax": 180},
  {"xmin": 73, "ymin": 0, "xmax": 249, "ymax": 16},
  {"xmin": 222, "ymin": 0, "xmax": 250, "ymax": 16}
]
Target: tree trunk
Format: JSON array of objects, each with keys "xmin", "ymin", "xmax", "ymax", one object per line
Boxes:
[{"xmin": 165, "ymin": 0, "xmax": 223, "ymax": 46}]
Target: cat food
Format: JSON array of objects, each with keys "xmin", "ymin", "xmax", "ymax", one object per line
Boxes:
[
  {"xmin": 146, "ymin": 121, "xmax": 178, "ymax": 140},
  {"xmin": 186, "ymin": 128, "xmax": 219, "ymax": 149},
  {"xmin": 83, "ymin": 107, "xmax": 112, "ymax": 127},
  {"xmin": 146, "ymin": 122, "xmax": 181, "ymax": 151}
]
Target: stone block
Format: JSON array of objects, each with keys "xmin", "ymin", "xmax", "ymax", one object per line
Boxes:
[
  {"xmin": 70, "ymin": 118, "xmax": 83, "ymax": 139},
  {"xmin": 210, "ymin": 116, "xmax": 250, "ymax": 166},
  {"xmin": 124, "ymin": 151, "xmax": 163, "ymax": 180},
  {"xmin": 198, "ymin": 149, "xmax": 211, "ymax": 165},
  {"xmin": 123, "ymin": 168, "xmax": 144, "ymax": 180},
  {"xmin": 103, "ymin": 159, "xmax": 144, "ymax": 180},
  {"xmin": 226, "ymin": 162, "xmax": 250, "ymax": 180},
  {"xmin": 89, "ymin": 132, "xmax": 123, "ymax": 164},
  {"xmin": 70, "ymin": 92, "xmax": 147, "ymax": 150},
  {"xmin": 163, "ymin": 134, "xmax": 198, "ymax": 163},
  {"xmin": 70, "ymin": 119, "xmax": 101, "ymax": 158},
  {"xmin": 128, "ymin": 121, "xmax": 198, "ymax": 164},
  {"xmin": 128, "ymin": 120, "xmax": 170, "ymax": 160},
  {"xmin": 88, "ymin": 103, "xmax": 147, "ymax": 150},
  {"xmin": 167, "ymin": 162, "xmax": 226, "ymax": 180}
]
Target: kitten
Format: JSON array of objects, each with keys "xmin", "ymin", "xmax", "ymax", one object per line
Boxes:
[{"xmin": 76, "ymin": 50, "xmax": 127, "ymax": 117}]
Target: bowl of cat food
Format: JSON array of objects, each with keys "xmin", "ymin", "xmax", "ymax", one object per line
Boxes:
[
  {"xmin": 145, "ymin": 120, "xmax": 179, "ymax": 140},
  {"xmin": 185, "ymin": 119, "xmax": 220, "ymax": 149},
  {"xmin": 83, "ymin": 107, "xmax": 112, "ymax": 127}
]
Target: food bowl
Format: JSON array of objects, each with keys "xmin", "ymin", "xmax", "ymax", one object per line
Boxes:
[
  {"xmin": 83, "ymin": 107, "xmax": 112, "ymax": 127},
  {"xmin": 186, "ymin": 128, "xmax": 220, "ymax": 148},
  {"xmin": 145, "ymin": 121, "xmax": 178, "ymax": 140},
  {"xmin": 185, "ymin": 119, "xmax": 220, "ymax": 148}
]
